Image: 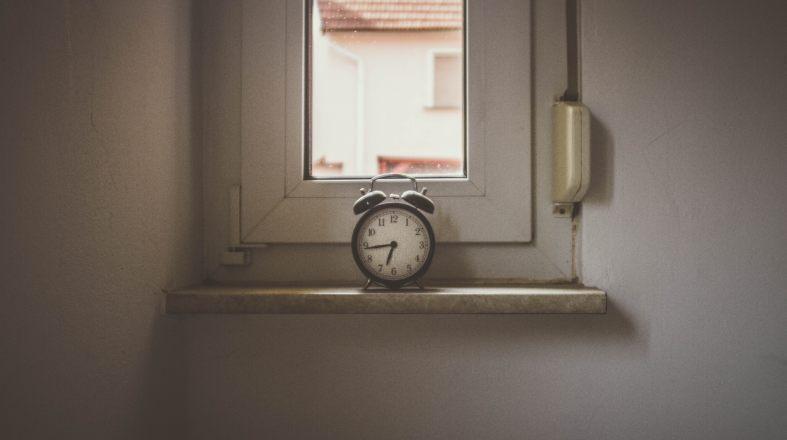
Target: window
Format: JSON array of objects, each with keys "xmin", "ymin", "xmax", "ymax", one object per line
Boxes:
[
  {"xmin": 309, "ymin": 1, "xmax": 464, "ymax": 178},
  {"xmin": 202, "ymin": 0, "xmax": 578, "ymax": 283},
  {"xmin": 239, "ymin": 0, "xmax": 534, "ymax": 244},
  {"xmin": 427, "ymin": 50, "xmax": 462, "ymax": 109}
]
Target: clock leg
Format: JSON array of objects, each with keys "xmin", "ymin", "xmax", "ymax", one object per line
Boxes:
[
  {"xmin": 415, "ymin": 279, "xmax": 425, "ymax": 290},
  {"xmin": 362, "ymin": 278, "xmax": 373, "ymax": 290}
]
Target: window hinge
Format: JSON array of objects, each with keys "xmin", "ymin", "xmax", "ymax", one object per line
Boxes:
[{"xmin": 220, "ymin": 185, "xmax": 258, "ymax": 266}]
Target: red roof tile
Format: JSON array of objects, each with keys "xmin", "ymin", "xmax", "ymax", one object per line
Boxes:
[{"xmin": 317, "ymin": 0, "xmax": 463, "ymax": 31}]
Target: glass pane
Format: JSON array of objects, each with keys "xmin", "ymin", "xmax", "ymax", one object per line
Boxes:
[{"xmin": 308, "ymin": 0, "xmax": 465, "ymax": 178}]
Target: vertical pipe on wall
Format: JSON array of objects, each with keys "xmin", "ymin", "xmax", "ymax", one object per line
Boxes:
[{"xmin": 561, "ymin": 0, "xmax": 581, "ymax": 101}]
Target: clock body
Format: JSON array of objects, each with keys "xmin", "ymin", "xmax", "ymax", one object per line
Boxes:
[{"xmin": 351, "ymin": 202, "xmax": 435, "ymax": 289}]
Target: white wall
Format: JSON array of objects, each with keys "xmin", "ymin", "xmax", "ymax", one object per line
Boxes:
[
  {"xmin": 313, "ymin": 31, "xmax": 464, "ymax": 175},
  {"xmin": 187, "ymin": 1, "xmax": 786, "ymax": 439},
  {"xmin": 312, "ymin": 32, "xmax": 360, "ymax": 174},
  {"xmin": 579, "ymin": 0, "xmax": 787, "ymax": 437},
  {"xmin": 0, "ymin": 1, "xmax": 200, "ymax": 438},
  {"xmin": 3, "ymin": 0, "xmax": 785, "ymax": 438}
]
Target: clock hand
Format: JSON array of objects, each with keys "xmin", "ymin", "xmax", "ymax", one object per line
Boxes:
[
  {"xmin": 364, "ymin": 243, "xmax": 393, "ymax": 249},
  {"xmin": 386, "ymin": 241, "xmax": 398, "ymax": 265}
]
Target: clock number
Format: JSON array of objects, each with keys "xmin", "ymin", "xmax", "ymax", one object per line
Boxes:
[
  {"xmin": 415, "ymin": 227, "xmax": 422, "ymax": 236},
  {"xmin": 391, "ymin": 267, "xmax": 397, "ymax": 276},
  {"xmin": 366, "ymin": 255, "xmax": 373, "ymax": 262},
  {"xmin": 416, "ymin": 255, "xmax": 421, "ymax": 262},
  {"xmin": 390, "ymin": 215, "xmax": 398, "ymax": 223},
  {"xmin": 419, "ymin": 241, "xmax": 426, "ymax": 249},
  {"xmin": 405, "ymin": 217, "xmax": 409, "ymax": 226},
  {"xmin": 363, "ymin": 241, "xmax": 368, "ymax": 249},
  {"xmin": 378, "ymin": 218, "xmax": 385, "ymax": 227},
  {"xmin": 368, "ymin": 228, "xmax": 376, "ymax": 237},
  {"xmin": 377, "ymin": 264, "xmax": 383, "ymax": 272},
  {"xmin": 406, "ymin": 264, "xmax": 412, "ymax": 273}
]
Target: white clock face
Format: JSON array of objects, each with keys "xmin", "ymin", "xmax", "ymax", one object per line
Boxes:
[{"xmin": 354, "ymin": 205, "xmax": 433, "ymax": 283}]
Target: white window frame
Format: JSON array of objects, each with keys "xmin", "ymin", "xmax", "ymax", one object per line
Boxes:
[
  {"xmin": 425, "ymin": 48, "xmax": 462, "ymax": 109},
  {"xmin": 240, "ymin": 0, "xmax": 532, "ymax": 243}
]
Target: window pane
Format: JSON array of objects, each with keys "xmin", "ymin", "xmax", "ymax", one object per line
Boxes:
[{"xmin": 309, "ymin": 0, "xmax": 465, "ymax": 178}]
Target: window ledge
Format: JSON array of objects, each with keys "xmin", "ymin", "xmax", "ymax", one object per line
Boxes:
[{"xmin": 164, "ymin": 284, "xmax": 606, "ymax": 315}]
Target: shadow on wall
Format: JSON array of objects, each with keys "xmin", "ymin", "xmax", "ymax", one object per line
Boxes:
[
  {"xmin": 180, "ymin": 299, "xmax": 645, "ymax": 438},
  {"xmin": 135, "ymin": 311, "xmax": 188, "ymax": 438},
  {"xmin": 584, "ymin": 115, "xmax": 614, "ymax": 206},
  {"xmin": 184, "ymin": 298, "xmax": 644, "ymax": 361}
]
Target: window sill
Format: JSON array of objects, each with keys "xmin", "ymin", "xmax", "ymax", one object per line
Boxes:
[{"xmin": 164, "ymin": 284, "xmax": 606, "ymax": 315}]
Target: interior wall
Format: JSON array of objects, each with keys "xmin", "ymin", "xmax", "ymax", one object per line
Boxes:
[
  {"xmin": 579, "ymin": 0, "xmax": 787, "ymax": 438},
  {"xmin": 186, "ymin": 1, "xmax": 786, "ymax": 439},
  {"xmin": 0, "ymin": 1, "xmax": 200, "ymax": 438},
  {"xmin": 3, "ymin": 0, "xmax": 782, "ymax": 438}
]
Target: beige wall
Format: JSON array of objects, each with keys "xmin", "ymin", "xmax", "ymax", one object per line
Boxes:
[
  {"xmin": 189, "ymin": 1, "xmax": 787, "ymax": 439},
  {"xmin": 579, "ymin": 0, "xmax": 787, "ymax": 437},
  {"xmin": 2, "ymin": 0, "xmax": 786, "ymax": 439},
  {"xmin": 0, "ymin": 1, "xmax": 199, "ymax": 438}
]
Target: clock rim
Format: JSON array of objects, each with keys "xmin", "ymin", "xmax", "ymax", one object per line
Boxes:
[{"xmin": 351, "ymin": 201, "xmax": 436, "ymax": 289}]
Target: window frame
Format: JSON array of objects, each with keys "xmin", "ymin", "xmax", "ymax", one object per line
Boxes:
[
  {"xmin": 239, "ymin": 0, "xmax": 533, "ymax": 244},
  {"xmin": 202, "ymin": 0, "xmax": 578, "ymax": 283}
]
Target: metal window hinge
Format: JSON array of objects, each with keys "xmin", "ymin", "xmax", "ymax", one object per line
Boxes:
[{"xmin": 220, "ymin": 185, "xmax": 256, "ymax": 266}]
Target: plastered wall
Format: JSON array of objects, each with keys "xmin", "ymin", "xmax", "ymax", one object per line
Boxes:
[
  {"xmin": 184, "ymin": 1, "xmax": 786, "ymax": 439},
  {"xmin": 579, "ymin": 0, "xmax": 787, "ymax": 437},
  {"xmin": 0, "ymin": 1, "xmax": 199, "ymax": 438},
  {"xmin": 2, "ymin": 0, "xmax": 785, "ymax": 439}
]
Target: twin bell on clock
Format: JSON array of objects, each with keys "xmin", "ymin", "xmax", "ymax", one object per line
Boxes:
[
  {"xmin": 353, "ymin": 173, "xmax": 434, "ymax": 215},
  {"xmin": 351, "ymin": 173, "xmax": 436, "ymax": 290}
]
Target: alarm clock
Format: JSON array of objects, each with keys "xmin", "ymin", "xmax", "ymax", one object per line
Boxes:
[{"xmin": 352, "ymin": 174, "xmax": 436, "ymax": 289}]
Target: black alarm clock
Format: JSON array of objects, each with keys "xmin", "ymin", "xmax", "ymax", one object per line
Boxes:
[{"xmin": 352, "ymin": 174, "xmax": 436, "ymax": 289}]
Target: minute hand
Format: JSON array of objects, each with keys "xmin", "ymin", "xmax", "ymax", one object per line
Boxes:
[{"xmin": 364, "ymin": 243, "xmax": 392, "ymax": 249}]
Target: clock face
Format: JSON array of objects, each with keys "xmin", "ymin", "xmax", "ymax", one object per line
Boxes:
[{"xmin": 352, "ymin": 203, "xmax": 435, "ymax": 288}]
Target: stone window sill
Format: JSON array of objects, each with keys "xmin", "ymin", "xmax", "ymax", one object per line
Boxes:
[{"xmin": 164, "ymin": 284, "xmax": 606, "ymax": 315}]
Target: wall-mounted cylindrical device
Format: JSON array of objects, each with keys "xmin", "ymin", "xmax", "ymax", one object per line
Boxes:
[{"xmin": 552, "ymin": 101, "xmax": 591, "ymax": 204}]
